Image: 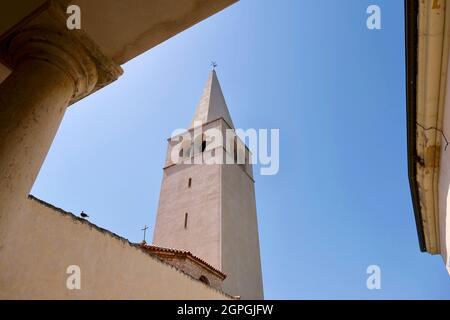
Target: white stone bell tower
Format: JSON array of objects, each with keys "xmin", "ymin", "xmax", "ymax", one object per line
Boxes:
[{"xmin": 152, "ymin": 70, "xmax": 263, "ymax": 299}]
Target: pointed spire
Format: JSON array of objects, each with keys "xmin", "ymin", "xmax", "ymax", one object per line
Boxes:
[{"xmin": 190, "ymin": 70, "xmax": 234, "ymax": 129}]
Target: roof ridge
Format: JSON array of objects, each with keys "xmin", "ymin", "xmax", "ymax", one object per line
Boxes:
[{"xmin": 140, "ymin": 244, "xmax": 227, "ymax": 279}]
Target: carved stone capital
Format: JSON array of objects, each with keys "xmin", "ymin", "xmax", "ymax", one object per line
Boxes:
[
  {"xmin": 0, "ymin": 0, "xmax": 123, "ymax": 103},
  {"xmin": 4, "ymin": 28, "xmax": 99, "ymax": 101}
]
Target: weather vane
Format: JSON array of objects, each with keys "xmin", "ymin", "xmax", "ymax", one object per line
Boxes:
[
  {"xmin": 211, "ymin": 61, "xmax": 218, "ymax": 69},
  {"xmin": 141, "ymin": 225, "xmax": 149, "ymax": 244}
]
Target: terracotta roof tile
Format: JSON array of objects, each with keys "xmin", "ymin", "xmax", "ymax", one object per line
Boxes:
[{"xmin": 139, "ymin": 243, "xmax": 226, "ymax": 279}]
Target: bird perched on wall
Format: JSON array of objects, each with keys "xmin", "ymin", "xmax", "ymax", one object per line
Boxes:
[{"xmin": 80, "ymin": 211, "xmax": 89, "ymax": 219}]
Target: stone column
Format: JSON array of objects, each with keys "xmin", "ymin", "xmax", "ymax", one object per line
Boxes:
[
  {"xmin": 0, "ymin": 4, "xmax": 122, "ymax": 220},
  {"xmin": 0, "ymin": 29, "xmax": 90, "ymax": 217}
]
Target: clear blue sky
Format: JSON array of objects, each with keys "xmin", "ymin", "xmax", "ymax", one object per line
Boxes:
[{"xmin": 32, "ymin": 0, "xmax": 450, "ymax": 299}]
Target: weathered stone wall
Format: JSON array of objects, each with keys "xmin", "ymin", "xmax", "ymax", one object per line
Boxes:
[
  {"xmin": 0, "ymin": 196, "xmax": 230, "ymax": 299},
  {"xmin": 161, "ymin": 256, "xmax": 223, "ymax": 290}
]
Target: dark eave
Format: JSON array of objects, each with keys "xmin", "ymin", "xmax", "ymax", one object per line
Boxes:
[{"xmin": 405, "ymin": 0, "xmax": 426, "ymax": 252}]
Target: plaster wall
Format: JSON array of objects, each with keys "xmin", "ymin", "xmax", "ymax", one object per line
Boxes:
[
  {"xmin": 153, "ymin": 162, "xmax": 222, "ymax": 270},
  {"xmin": 0, "ymin": 197, "xmax": 229, "ymax": 299},
  {"xmin": 221, "ymin": 164, "xmax": 263, "ymax": 300},
  {"xmin": 439, "ymin": 52, "xmax": 450, "ymax": 275}
]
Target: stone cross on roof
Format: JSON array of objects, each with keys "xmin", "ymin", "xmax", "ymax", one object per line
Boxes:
[{"xmin": 141, "ymin": 225, "xmax": 149, "ymax": 244}]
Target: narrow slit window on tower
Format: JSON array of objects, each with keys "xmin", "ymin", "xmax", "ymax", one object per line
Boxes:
[
  {"xmin": 184, "ymin": 213, "xmax": 188, "ymax": 229},
  {"xmin": 188, "ymin": 178, "xmax": 192, "ymax": 188},
  {"xmin": 233, "ymin": 137, "xmax": 238, "ymax": 164}
]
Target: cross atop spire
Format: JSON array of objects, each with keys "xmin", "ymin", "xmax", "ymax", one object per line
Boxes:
[{"xmin": 190, "ymin": 69, "xmax": 234, "ymax": 129}]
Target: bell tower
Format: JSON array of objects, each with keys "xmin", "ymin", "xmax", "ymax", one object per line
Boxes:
[{"xmin": 152, "ymin": 70, "xmax": 263, "ymax": 299}]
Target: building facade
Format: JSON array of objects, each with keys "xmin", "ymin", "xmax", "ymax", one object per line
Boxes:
[
  {"xmin": 0, "ymin": 0, "xmax": 241, "ymax": 299},
  {"xmin": 153, "ymin": 70, "xmax": 264, "ymax": 299},
  {"xmin": 406, "ymin": 0, "xmax": 450, "ymax": 274}
]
